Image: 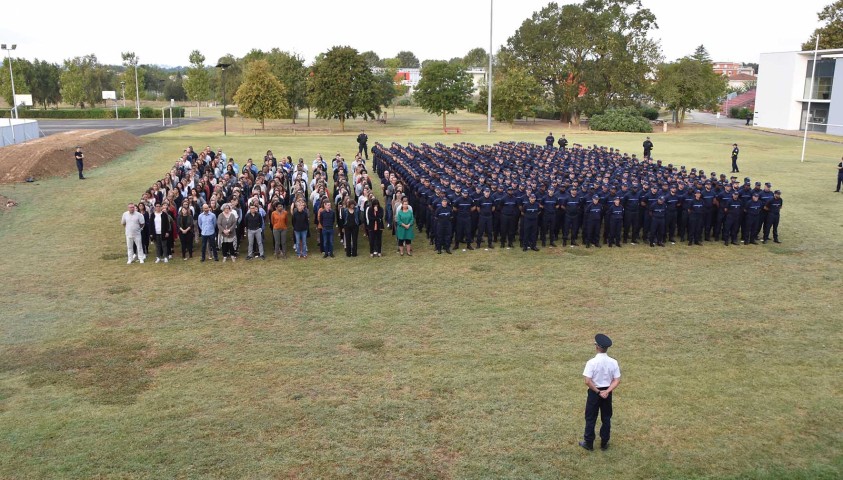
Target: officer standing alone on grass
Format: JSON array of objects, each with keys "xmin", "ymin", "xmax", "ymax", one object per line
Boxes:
[
  {"xmin": 75, "ymin": 146, "xmax": 85, "ymax": 180},
  {"xmin": 836, "ymin": 157, "xmax": 843, "ymax": 192},
  {"xmin": 580, "ymin": 334, "xmax": 621, "ymax": 451},
  {"xmin": 731, "ymin": 144, "xmax": 740, "ymax": 173},
  {"xmin": 356, "ymin": 130, "xmax": 369, "ymax": 160}
]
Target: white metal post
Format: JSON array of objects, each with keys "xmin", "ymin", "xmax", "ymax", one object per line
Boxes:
[
  {"xmin": 487, "ymin": 0, "xmax": 493, "ymax": 133},
  {"xmin": 134, "ymin": 58, "xmax": 141, "ymax": 120},
  {"xmin": 3, "ymin": 45, "xmax": 18, "ymax": 119},
  {"xmin": 801, "ymin": 35, "xmax": 820, "ymax": 163}
]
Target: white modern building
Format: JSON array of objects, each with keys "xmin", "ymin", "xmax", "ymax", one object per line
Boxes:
[{"xmin": 755, "ymin": 48, "xmax": 843, "ymax": 135}]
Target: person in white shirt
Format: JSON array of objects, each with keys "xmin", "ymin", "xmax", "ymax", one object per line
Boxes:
[
  {"xmin": 580, "ymin": 333, "xmax": 621, "ymax": 451},
  {"xmin": 121, "ymin": 203, "xmax": 146, "ymax": 264}
]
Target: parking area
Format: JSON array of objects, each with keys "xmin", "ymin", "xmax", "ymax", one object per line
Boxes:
[{"xmin": 36, "ymin": 117, "xmax": 208, "ymax": 137}]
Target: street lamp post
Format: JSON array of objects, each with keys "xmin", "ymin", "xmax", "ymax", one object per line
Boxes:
[
  {"xmin": 216, "ymin": 62, "xmax": 231, "ymax": 136},
  {"xmin": 487, "ymin": 0, "xmax": 493, "ymax": 133},
  {"xmin": 120, "ymin": 81, "xmax": 126, "ymax": 108},
  {"xmin": 133, "ymin": 57, "xmax": 141, "ymax": 119},
  {"xmin": 1, "ymin": 44, "xmax": 18, "ymax": 119}
]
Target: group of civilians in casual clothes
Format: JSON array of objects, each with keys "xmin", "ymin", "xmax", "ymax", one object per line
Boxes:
[{"xmin": 121, "ymin": 144, "xmax": 416, "ymax": 264}]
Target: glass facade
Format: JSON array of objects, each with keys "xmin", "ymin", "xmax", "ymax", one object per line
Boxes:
[
  {"xmin": 804, "ymin": 59, "xmax": 836, "ymax": 100},
  {"xmin": 800, "ymin": 103, "xmax": 829, "ymax": 132}
]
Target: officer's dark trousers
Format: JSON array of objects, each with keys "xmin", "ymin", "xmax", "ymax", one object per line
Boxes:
[
  {"xmin": 702, "ymin": 208, "xmax": 713, "ymax": 240},
  {"xmin": 689, "ymin": 215, "xmax": 703, "ymax": 243},
  {"xmin": 493, "ymin": 213, "xmax": 501, "ymax": 242},
  {"xmin": 837, "ymin": 176, "xmax": 843, "ymax": 191},
  {"xmin": 477, "ymin": 216, "xmax": 493, "ymax": 246},
  {"xmin": 640, "ymin": 209, "xmax": 649, "ymax": 239},
  {"xmin": 541, "ymin": 218, "xmax": 556, "ymax": 245},
  {"xmin": 358, "ymin": 144, "xmax": 368, "ymax": 159},
  {"xmin": 732, "ymin": 159, "xmax": 739, "ymax": 173},
  {"xmin": 763, "ymin": 213, "xmax": 780, "ymax": 241},
  {"xmin": 524, "ymin": 221, "xmax": 538, "ymax": 248},
  {"xmin": 755, "ymin": 213, "xmax": 767, "ymax": 240},
  {"xmin": 712, "ymin": 209, "xmax": 722, "ymax": 240},
  {"xmin": 76, "ymin": 159, "xmax": 84, "ymax": 179},
  {"xmin": 724, "ymin": 216, "xmax": 740, "ymax": 244},
  {"xmin": 500, "ymin": 215, "xmax": 516, "ymax": 246},
  {"xmin": 649, "ymin": 218, "xmax": 665, "ymax": 245},
  {"xmin": 602, "ymin": 214, "xmax": 611, "ymax": 243},
  {"xmin": 436, "ymin": 222, "xmax": 452, "ymax": 252},
  {"xmin": 586, "ymin": 219, "xmax": 601, "ymax": 245},
  {"xmin": 584, "ymin": 388, "xmax": 613, "ymax": 447},
  {"xmin": 678, "ymin": 211, "xmax": 688, "ymax": 241},
  {"xmin": 623, "ymin": 210, "xmax": 639, "ymax": 242},
  {"xmin": 608, "ymin": 218, "xmax": 622, "ymax": 245},
  {"xmin": 744, "ymin": 216, "xmax": 760, "ymax": 242},
  {"xmin": 564, "ymin": 216, "xmax": 580, "ymax": 244},
  {"xmin": 455, "ymin": 218, "xmax": 472, "ymax": 246},
  {"xmin": 666, "ymin": 212, "xmax": 677, "ymax": 242}
]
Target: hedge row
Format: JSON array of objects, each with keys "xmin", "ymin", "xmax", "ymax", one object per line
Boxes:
[
  {"xmin": 729, "ymin": 107, "xmax": 752, "ymax": 119},
  {"xmin": 0, "ymin": 107, "xmax": 185, "ymax": 119}
]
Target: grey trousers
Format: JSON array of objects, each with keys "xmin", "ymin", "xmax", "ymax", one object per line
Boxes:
[
  {"xmin": 273, "ymin": 229, "xmax": 287, "ymax": 255},
  {"xmin": 247, "ymin": 228, "xmax": 264, "ymax": 257}
]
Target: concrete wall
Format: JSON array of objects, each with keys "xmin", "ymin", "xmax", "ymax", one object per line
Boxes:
[
  {"xmin": 0, "ymin": 119, "xmax": 40, "ymax": 147},
  {"xmin": 755, "ymin": 52, "xmax": 808, "ymax": 130},
  {"xmin": 826, "ymin": 58, "xmax": 843, "ymax": 135}
]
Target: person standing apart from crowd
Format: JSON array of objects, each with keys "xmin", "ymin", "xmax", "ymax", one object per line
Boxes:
[
  {"xmin": 545, "ymin": 132, "xmax": 555, "ymax": 149},
  {"xmin": 731, "ymin": 144, "xmax": 740, "ymax": 173},
  {"xmin": 366, "ymin": 199, "xmax": 385, "ymax": 257},
  {"xmin": 357, "ymin": 130, "xmax": 369, "ymax": 160},
  {"xmin": 763, "ymin": 190, "xmax": 783, "ymax": 243},
  {"xmin": 150, "ymin": 203, "xmax": 170, "ymax": 263},
  {"xmin": 270, "ymin": 202, "xmax": 289, "ymax": 258},
  {"xmin": 580, "ymin": 334, "xmax": 621, "ymax": 452},
  {"xmin": 292, "ymin": 200, "xmax": 310, "ymax": 259},
  {"xmin": 198, "ymin": 203, "xmax": 219, "ymax": 262},
  {"xmin": 558, "ymin": 134, "xmax": 568, "ymax": 150},
  {"xmin": 396, "ymin": 197, "xmax": 415, "ymax": 256},
  {"xmin": 177, "ymin": 204, "xmax": 194, "ymax": 260},
  {"xmin": 217, "ymin": 204, "xmax": 238, "ymax": 262},
  {"xmin": 74, "ymin": 146, "xmax": 85, "ymax": 180},
  {"xmin": 121, "ymin": 203, "xmax": 145, "ymax": 264},
  {"xmin": 642, "ymin": 137, "xmax": 653, "ymax": 159},
  {"xmin": 319, "ymin": 199, "xmax": 336, "ymax": 258},
  {"xmin": 836, "ymin": 157, "xmax": 843, "ymax": 192}
]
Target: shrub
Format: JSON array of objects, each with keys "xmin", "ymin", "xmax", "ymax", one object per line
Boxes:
[
  {"xmin": 397, "ymin": 98, "xmax": 413, "ymax": 107},
  {"xmin": 534, "ymin": 109, "xmax": 561, "ymax": 120},
  {"xmin": 639, "ymin": 105, "xmax": 660, "ymax": 120},
  {"xmin": 221, "ymin": 108, "xmax": 237, "ymax": 117},
  {"xmin": 729, "ymin": 107, "xmax": 752, "ymax": 119},
  {"xmin": 0, "ymin": 107, "xmax": 185, "ymax": 119},
  {"xmin": 589, "ymin": 107, "xmax": 653, "ymax": 133}
]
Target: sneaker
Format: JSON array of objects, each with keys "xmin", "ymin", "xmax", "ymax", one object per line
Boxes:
[
  {"xmin": 155, "ymin": 258, "xmax": 161, "ymax": 263},
  {"xmin": 163, "ymin": 257, "xmax": 168, "ymax": 263},
  {"xmin": 127, "ymin": 259, "xmax": 133, "ymax": 264},
  {"xmin": 132, "ymin": 254, "xmax": 138, "ymax": 261},
  {"xmin": 139, "ymin": 258, "xmax": 144, "ymax": 264},
  {"xmin": 231, "ymin": 257, "xmax": 235, "ymax": 262},
  {"xmin": 223, "ymin": 257, "xmax": 227, "ymax": 262}
]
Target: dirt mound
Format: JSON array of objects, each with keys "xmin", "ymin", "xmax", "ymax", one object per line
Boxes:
[{"xmin": 0, "ymin": 129, "xmax": 144, "ymax": 183}]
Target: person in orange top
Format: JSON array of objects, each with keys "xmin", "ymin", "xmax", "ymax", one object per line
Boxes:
[{"xmin": 270, "ymin": 202, "xmax": 289, "ymax": 258}]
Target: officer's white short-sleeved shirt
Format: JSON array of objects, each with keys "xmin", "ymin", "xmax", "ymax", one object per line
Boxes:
[{"xmin": 583, "ymin": 353, "xmax": 621, "ymax": 388}]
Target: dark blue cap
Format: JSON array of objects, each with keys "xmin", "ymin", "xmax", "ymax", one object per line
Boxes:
[{"xmin": 595, "ymin": 334, "xmax": 613, "ymax": 348}]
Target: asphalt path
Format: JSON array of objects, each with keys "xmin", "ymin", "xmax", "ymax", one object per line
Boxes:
[{"xmin": 35, "ymin": 117, "xmax": 208, "ymax": 137}]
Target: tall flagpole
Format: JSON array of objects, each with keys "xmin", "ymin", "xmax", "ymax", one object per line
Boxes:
[
  {"xmin": 487, "ymin": 0, "xmax": 493, "ymax": 133},
  {"xmin": 801, "ymin": 34, "xmax": 820, "ymax": 163}
]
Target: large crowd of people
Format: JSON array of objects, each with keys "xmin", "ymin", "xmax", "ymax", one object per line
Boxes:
[{"xmin": 120, "ymin": 140, "xmax": 784, "ymax": 264}]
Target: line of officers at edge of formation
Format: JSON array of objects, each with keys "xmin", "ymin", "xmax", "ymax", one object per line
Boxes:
[{"xmin": 369, "ymin": 139, "xmax": 784, "ymax": 253}]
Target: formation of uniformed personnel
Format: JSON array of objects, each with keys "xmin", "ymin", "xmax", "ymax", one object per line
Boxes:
[
  {"xmin": 370, "ymin": 141, "xmax": 782, "ymax": 252},
  {"xmin": 580, "ymin": 333, "xmax": 620, "ymax": 452}
]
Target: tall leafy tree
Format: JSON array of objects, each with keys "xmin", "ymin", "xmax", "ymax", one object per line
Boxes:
[
  {"xmin": 163, "ymin": 72, "xmax": 187, "ymax": 101},
  {"xmin": 651, "ymin": 55, "xmax": 727, "ymax": 126},
  {"xmin": 26, "ymin": 59, "xmax": 62, "ymax": 109},
  {"xmin": 264, "ymin": 49, "xmax": 308, "ymax": 123},
  {"xmin": 803, "ymin": 1, "xmax": 843, "ymax": 50},
  {"xmin": 214, "ymin": 54, "xmax": 243, "ymax": 104},
  {"xmin": 234, "ymin": 60, "xmax": 289, "ymax": 129},
  {"xmin": 504, "ymin": 0, "xmax": 660, "ymax": 124},
  {"xmin": 308, "ymin": 46, "xmax": 380, "ymax": 131},
  {"xmin": 60, "ymin": 54, "xmax": 108, "ymax": 108},
  {"xmin": 121, "ymin": 52, "xmax": 145, "ymax": 102},
  {"xmin": 413, "ymin": 61, "xmax": 473, "ymax": 129},
  {"xmin": 463, "ymin": 47, "xmax": 489, "ymax": 68},
  {"xmin": 692, "ymin": 45, "xmax": 712, "ymax": 63},
  {"xmin": 395, "ymin": 50, "xmax": 420, "ymax": 68},
  {"xmin": 0, "ymin": 57, "xmax": 31, "ymax": 108},
  {"xmin": 184, "ymin": 50, "xmax": 210, "ymax": 114},
  {"xmin": 360, "ymin": 51, "xmax": 383, "ymax": 68},
  {"xmin": 491, "ymin": 67, "xmax": 544, "ymax": 124}
]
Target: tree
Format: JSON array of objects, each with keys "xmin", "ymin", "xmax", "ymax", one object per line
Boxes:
[
  {"xmin": 0, "ymin": 57, "xmax": 31, "ymax": 108},
  {"xmin": 504, "ymin": 0, "xmax": 660, "ymax": 124},
  {"xmin": 26, "ymin": 59, "xmax": 61, "ymax": 109},
  {"xmin": 308, "ymin": 46, "xmax": 380, "ymax": 131},
  {"xmin": 651, "ymin": 55, "xmax": 727, "ymax": 126},
  {"xmin": 395, "ymin": 50, "xmax": 420, "ymax": 68},
  {"xmin": 121, "ymin": 52, "xmax": 145, "ymax": 102},
  {"xmin": 184, "ymin": 50, "xmax": 210, "ymax": 115},
  {"xmin": 413, "ymin": 61, "xmax": 473, "ymax": 129},
  {"xmin": 691, "ymin": 45, "xmax": 712, "ymax": 63},
  {"xmin": 214, "ymin": 54, "xmax": 243, "ymax": 104},
  {"xmin": 60, "ymin": 54, "xmax": 109, "ymax": 108},
  {"xmin": 264, "ymin": 49, "xmax": 307, "ymax": 123},
  {"xmin": 163, "ymin": 72, "xmax": 187, "ymax": 101},
  {"xmin": 490, "ymin": 67, "xmax": 544, "ymax": 124},
  {"xmin": 234, "ymin": 60, "xmax": 289, "ymax": 129},
  {"xmin": 360, "ymin": 51, "xmax": 383, "ymax": 68},
  {"xmin": 803, "ymin": 1, "xmax": 843, "ymax": 50},
  {"xmin": 463, "ymin": 47, "xmax": 489, "ymax": 68}
]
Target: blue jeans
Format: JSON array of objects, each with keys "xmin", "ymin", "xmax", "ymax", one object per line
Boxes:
[
  {"xmin": 322, "ymin": 229, "xmax": 334, "ymax": 254},
  {"xmin": 294, "ymin": 230, "xmax": 308, "ymax": 256},
  {"xmin": 201, "ymin": 234, "xmax": 217, "ymax": 260}
]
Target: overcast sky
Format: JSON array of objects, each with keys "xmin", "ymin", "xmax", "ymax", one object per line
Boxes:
[{"xmin": 1, "ymin": 0, "xmax": 830, "ymax": 67}]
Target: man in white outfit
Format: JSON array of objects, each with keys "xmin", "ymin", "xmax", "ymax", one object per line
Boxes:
[
  {"xmin": 580, "ymin": 333, "xmax": 621, "ymax": 451},
  {"xmin": 121, "ymin": 203, "xmax": 146, "ymax": 264}
]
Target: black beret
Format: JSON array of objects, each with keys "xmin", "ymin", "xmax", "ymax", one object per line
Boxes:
[{"xmin": 595, "ymin": 334, "xmax": 612, "ymax": 349}]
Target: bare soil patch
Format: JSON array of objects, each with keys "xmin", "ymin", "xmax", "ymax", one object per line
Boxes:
[{"xmin": 0, "ymin": 129, "xmax": 143, "ymax": 183}]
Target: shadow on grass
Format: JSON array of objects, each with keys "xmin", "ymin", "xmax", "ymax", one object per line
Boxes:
[
  {"xmin": 0, "ymin": 332, "xmax": 197, "ymax": 405},
  {"xmin": 351, "ymin": 338, "xmax": 384, "ymax": 353}
]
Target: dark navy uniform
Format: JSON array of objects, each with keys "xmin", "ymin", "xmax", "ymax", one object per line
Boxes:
[
  {"xmin": 454, "ymin": 193, "xmax": 475, "ymax": 250},
  {"xmin": 643, "ymin": 137, "xmax": 653, "ymax": 158},
  {"xmin": 540, "ymin": 190, "xmax": 559, "ymax": 246},
  {"xmin": 499, "ymin": 190, "xmax": 519, "ymax": 248},
  {"xmin": 476, "ymin": 191, "xmax": 495, "ymax": 248},
  {"xmin": 546, "ymin": 133, "xmax": 555, "ymax": 149},
  {"xmin": 701, "ymin": 185, "xmax": 716, "ymax": 241},
  {"xmin": 687, "ymin": 193, "xmax": 705, "ymax": 245},
  {"xmin": 585, "ymin": 196, "xmax": 603, "ymax": 248},
  {"xmin": 435, "ymin": 201, "xmax": 453, "ymax": 254},
  {"xmin": 563, "ymin": 192, "xmax": 583, "ymax": 246},
  {"xmin": 622, "ymin": 187, "xmax": 641, "ymax": 244},
  {"xmin": 522, "ymin": 196, "xmax": 541, "ymax": 251},
  {"xmin": 743, "ymin": 195, "xmax": 763, "ymax": 244},
  {"xmin": 648, "ymin": 197, "xmax": 667, "ymax": 247},
  {"xmin": 759, "ymin": 185, "xmax": 774, "ymax": 240},
  {"xmin": 607, "ymin": 199, "xmax": 624, "ymax": 247},
  {"xmin": 731, "ymin": 144, "xmax": 740, "ymax": 173},
  {"xmin": 665, "ymin": 190, "xmax": 680, "ymax": 243},
  {"xmin": 722, "ymin": 192, "xmax": 742, "ymax": 245},
  {"xmin": 763, "ymin": 191, "xmax": 783, "ymax": 243}
]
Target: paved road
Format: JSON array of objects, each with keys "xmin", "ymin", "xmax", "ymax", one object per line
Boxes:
[
  {"xmin": 685, "ymin": 111, "xmax": 749, "ymax": 128},
  {"xmin": 35, "ymin": 118, "xmax": 208, "ymax": 137}
]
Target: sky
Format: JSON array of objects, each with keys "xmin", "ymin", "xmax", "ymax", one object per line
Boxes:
[{"xmin": 0, "ymin": 0, "xmax": 830, "ymax": 67}]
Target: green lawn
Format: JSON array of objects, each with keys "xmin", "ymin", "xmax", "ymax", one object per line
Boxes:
[{"xmin": 0, "ymin": 108, "xmax": 841, "ymax": 479}]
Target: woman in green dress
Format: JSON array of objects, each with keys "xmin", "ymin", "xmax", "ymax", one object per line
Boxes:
[{"xmin": 395, "ymin": 196, "xmax": 415, "ymax": 256}]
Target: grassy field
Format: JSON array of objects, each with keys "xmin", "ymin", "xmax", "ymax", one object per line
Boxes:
[{"xmin": 0, "ymin": 108, "xmax": 841, "ymax": 479}]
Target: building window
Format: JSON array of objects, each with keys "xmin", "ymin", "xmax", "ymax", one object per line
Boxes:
[
  {"xmin": 804, "ymin": 59, "xmax": 836, "ymax": 100},
  {"xmin": 800, "ymin": 103, "xmax": 829, "ymax": 132}
]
